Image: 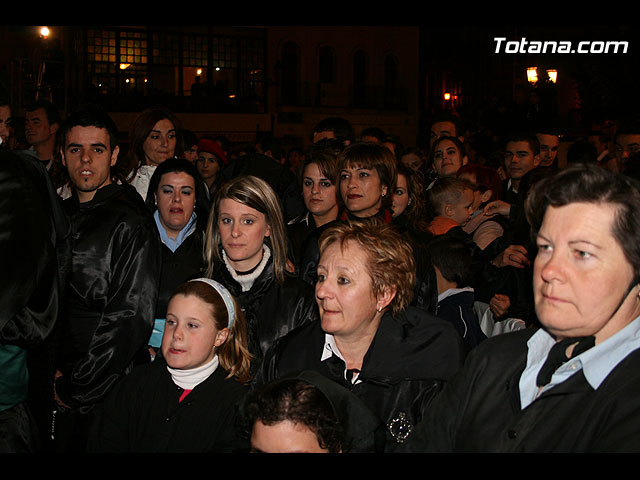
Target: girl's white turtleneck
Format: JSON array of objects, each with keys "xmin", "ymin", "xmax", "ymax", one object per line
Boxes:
[{"xmin": 167, "ymin": 354, "xmax": 219, "ymax": 391}]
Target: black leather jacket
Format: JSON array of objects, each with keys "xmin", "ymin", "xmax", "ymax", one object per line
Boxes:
[
  {"xmin": 209, "ymin": 249, "xmax": 320, "ymax": 378},
  {"xmin": 258, "ymin": 306, "xmax": 466, "ymax": 449},
  {"xmin": 54, "ymin": 183, "xmax": 162, "ymax": 411}
]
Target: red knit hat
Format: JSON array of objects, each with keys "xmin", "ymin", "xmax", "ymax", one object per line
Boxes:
[{"xmin": 197, "ymin": 138, "xmax": 228, "ymax": 166}]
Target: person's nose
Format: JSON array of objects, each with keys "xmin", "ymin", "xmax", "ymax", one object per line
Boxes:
[
  {"xmin": 172, "ymin": 323, "xmax": 184, "ymax": 341},
  {"xmin": 231, "ymin": 221, "xmax": 241, "ymax": 237},
  {"xmin": 539, "ymin": 249, "xmax": 565, "ymax": 284}
]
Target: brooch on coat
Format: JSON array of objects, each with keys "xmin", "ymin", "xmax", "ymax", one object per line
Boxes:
[{"xmin": 388, "ymin": 411, "xmax": 413, "ymax": 443}]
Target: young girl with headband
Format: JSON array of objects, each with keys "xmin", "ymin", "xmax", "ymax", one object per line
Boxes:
[{"xmin": 88, "ymin": 279, "xmax": 253, "ymax": 453}]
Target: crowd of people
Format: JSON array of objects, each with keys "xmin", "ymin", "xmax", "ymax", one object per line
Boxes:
[{"xmin": 3, "ymin": 95, "xmax": 640, "ymax": 454}]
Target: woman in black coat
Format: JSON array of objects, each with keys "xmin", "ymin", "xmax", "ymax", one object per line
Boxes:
[
  {"xmin": 144, "ymin": 158, "xmax": 210, "ymax": 353},
  {"xmin": 204, "ymin": 175, "xmax": 320, "ymax": 378},
  {"xmin": 259, "ymin": 221, "xmax": 466, "ymax": 450}
]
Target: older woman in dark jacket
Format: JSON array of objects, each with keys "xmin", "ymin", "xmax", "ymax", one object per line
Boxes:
[
  {"xmin": 258, "ymin": 220, "xmax": 466, "ymax": 450},
  {"xmin": 399, "ymin": 164, "xmax": 640, "ymax": 452}
]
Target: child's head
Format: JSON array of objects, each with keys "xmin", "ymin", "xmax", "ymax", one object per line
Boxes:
[
  {"xmin": 428, "ymin": 177, "xmax": 475, "ymax": 226},
  {"xmin": 427, "ymin": 235, "xmax": 473, "ymax": 291},
  {"xmin": 457, "ymin": 163, "xmax": 503, "ymax": 210},
  {"xmin": 162, "ymin": 279, "xmax": 252, "ymax": 383}
]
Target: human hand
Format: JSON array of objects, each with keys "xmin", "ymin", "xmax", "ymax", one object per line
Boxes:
[
  {"xmin": 492, "ymin": 244, "xmax": 530, "ymax": 268},
  {"xmin": 483, "ymin": 200, "xmax": 511, "ymax": 217},
  {"xmin": 489, "ymin": 293, "xmax": 510, "ymax": 318}
]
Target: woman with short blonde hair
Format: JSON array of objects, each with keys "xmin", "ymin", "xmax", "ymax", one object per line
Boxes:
[
  {"xmin": 260, "ymin": 220, "xmax": 465, "ymax": 449},
  {"xmin": 318, "ymin": 220, "xmax": 416, "ymax": 315}
]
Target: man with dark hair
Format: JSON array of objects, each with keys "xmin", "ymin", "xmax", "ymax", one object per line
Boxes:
[
  {"xmin": 535, "ymin": 130, "xmax": 560, "ymax": 168},
  {"xmin": 311, "ymin": 116, "xmax": 355, "ymax": 147},
  {"xmin": 241, "ymin": 370, "xmax": 384, "ymax": 453},
  {"xmin": 24, "ymin": 99, "xmax": 61, "ymax": 170},
  {"xmin": 502, "ymin": 131, "xmax": 541, "ymax": 204},
  {"xmin": 614, "ymin": 124, "xmax": 640, "ymax": 172},
  {"xmin": 429, "ymin": 111, "xmax": 464, "ymax": 148},
  {"xmin": 51, "ymin": 106, "xmax": 161, "ymax": 452},
  {"xmin": 587, "ymin": 130, "xmax": 611, "ymax": 167},
  {"xmin": 359, "ymin": 126, "xmax": 386, "ymax": 143}
]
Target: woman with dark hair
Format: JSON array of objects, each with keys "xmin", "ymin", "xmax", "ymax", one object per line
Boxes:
[
  {"xmin": 126, "ymin": 107, "xmax": 182, "ymax": 199},
  {"xmin": 299, "ymin": 142, "xmax": 438, "ymax": 313},
  {"xmin": 196, "ymin": 137, "xmax": 228, "ymax": 201},
  {"xmin": 204, "ymin": 175, "xmax": 319, "ymax": 377},
  {"xmin": 260, "ymin": 220, "xmax": 465, "ymax": 450},
  {"xmin": 144, "ymin": 157, "xmax": 210, "ymax": 353},
  {"xmin": 338, "ymin": 142, "xmax": 396, "ymax": 222},
  {"xmin": 241, "ymin": 370, "xmax": 384, "ymax": 453},
  {"xmin": 392, "ymin": 164, "xmax": 430, "ymax": 232},
  {"xmin": 298, "ymin": 142, "xmax": 397, "ymax": 285},
  {"xmin": 426, "ymin": 135, "xmax": 469, "ymax": 188},
  {"xmin": 287, "ymin": 142, "xmax": 341, "ymax": 267},
  {"xmin": 400, "ymin": 163, "xmax": 640, "ymax": 453}
]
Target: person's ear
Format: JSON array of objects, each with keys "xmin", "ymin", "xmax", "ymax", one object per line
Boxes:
[
  {"xmin": 110, "ymin": 145, "xmax": 120, "ymax": 167},
  {"xmin": 443, "ymin": 203, "xmax": 455, "ymax": 218},
  {"xmin": 533, "ymin": 153, "xmax": 542, "ymax": 168},
  {"xmin": 376, "ymin": 285, "xmax": 397, "ymax": 312},
  {"xmin": 214, "ymin": 328, "xmax": 230, "ymax": 348},
  {"xmin": 481, "ymin": 189, "xmax": 493, "ymax": 203}
]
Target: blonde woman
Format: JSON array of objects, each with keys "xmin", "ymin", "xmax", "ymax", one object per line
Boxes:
[
  {"xmin": 204, "ymin": 175, "xmax": 319, "ymax": 377},
  {"xmin": 260, "ymin": 220, "xmax": 465, "ymax": 449}
]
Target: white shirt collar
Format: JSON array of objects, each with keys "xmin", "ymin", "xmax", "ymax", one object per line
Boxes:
[
  {"xmin": 321, "ymin": 333, "xmax": 361, "ymax": 384},
  {"xmin": 519, "ymin": 315, "xmax": 640, "ymax": 409}
]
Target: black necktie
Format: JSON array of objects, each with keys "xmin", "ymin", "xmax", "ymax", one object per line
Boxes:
[
  {"xmin": 536, "ymin": 336, "xmax": 595, "ymax": 387},
  {"xmin": 346, "ymin": 368, "xmax": 361, "ymax": 383}
]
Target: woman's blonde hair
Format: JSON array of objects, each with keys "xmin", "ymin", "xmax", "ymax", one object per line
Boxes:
[
  {"xmin": 318, "ymin": 220, "xmax": 415, "ymax": 315},
  {"xmin": 171, "ymin": 281, "xmax": 253, "ymax": 384},
  {"xmin": 204, "ymin": 175, "xmax": 289, "ymax": 283}
]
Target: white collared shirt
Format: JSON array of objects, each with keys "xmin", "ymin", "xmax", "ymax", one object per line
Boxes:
[
  {"xmin": 321, "ymin": 333, "xmax": 362, "ymax": 385},
  {"xmin": 519, "ymin": 316, "xmax": 640, "ymax": 409}
]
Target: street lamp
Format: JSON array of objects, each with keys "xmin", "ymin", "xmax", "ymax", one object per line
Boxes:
[{"xmin": 527, "ymin": 67, "xmax": 558, "ymax": 84}]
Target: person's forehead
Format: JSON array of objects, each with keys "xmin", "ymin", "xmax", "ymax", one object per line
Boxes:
[
  {"xmin": 26, "ymin": 108, "xmax": 46, "ymax": 120},
  {"xmin": 431, "ymin": 121, "xmax": 456, "ymax": 135},
  {"xmin": 537, "ymin": 134, "xmax": 559, "ymax": 146},
  {"xmin": 506, "ymin": 140, "xmax": 533, "ymax": 153}
]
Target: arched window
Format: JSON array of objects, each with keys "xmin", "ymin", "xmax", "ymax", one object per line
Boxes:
[
  {"xmin": 384, "ymin": 54, "xmax": 398, "ymax": 96},
  {"xmin": 281, "ymin": 41, "xmax": 300, "ymax": 105},
  {"xmin": 318, "ymin": 45, "xmax": 335, "ymax": 84},
  {"xmin": 353, "ymin": 50, "xmax": 368, "ymax": 107}
]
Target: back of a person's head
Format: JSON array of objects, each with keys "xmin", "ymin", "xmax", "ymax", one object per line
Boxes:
[
  {"xmin": 257, "ymin": 134, "xmax": 283, "ymax": 162},
  {"xmin": 566, "ymin": 139, "xmax": 598, "ymax": 165},
  {"xmin": 428, "ymin": 176, "xmax": 469, "ymax": 217},
  {"xmin": 427, "ymin": 234, "xmax": 473, "ymax": 287}
]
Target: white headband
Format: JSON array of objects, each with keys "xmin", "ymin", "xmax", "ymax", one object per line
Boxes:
[{"xmin": 188, "ymin": 278, "xmax": 236, "ymax": 329}]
